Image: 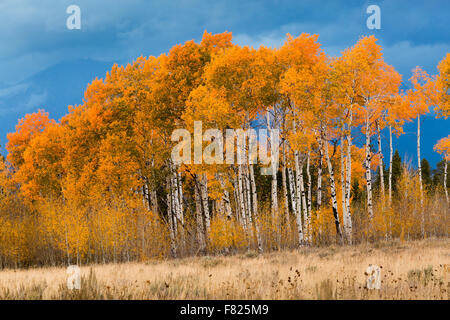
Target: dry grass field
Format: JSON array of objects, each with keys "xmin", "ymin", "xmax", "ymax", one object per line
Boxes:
[{"xmin": 0, "ymin": 238, "xmax": 448, "ymax": 300}]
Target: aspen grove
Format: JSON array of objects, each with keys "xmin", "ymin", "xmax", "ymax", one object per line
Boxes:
[{"xmin": 0, "ymin": 32, "xmax": 449, "ymax": 267}]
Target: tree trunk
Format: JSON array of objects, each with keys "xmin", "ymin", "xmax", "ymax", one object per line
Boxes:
[
  {"xmin": 444, "ymin": 160, "xmax": 449, "ymax": 203},
  {"xmin": 288, "ymin": 167, "xmax": 297, "ymax": 218},
  {"xmin": 244, "ymin": 165, "xmax": 254, "ymax": 239},
  {"xmin": 237, "ymin": 165, "xmax": 247, "ymax": 231},
  {"xmin": 294, "ymin": 152, "xmax": 303, "ymax": 222},
  {"xmin": 364, "ymin": 119, "xmax": 374, "ymax": 221},
  {"xmin": 417, "ymin": 115, "xmax": 423, "ymax": 200},
  {"xmin": 176, "ymin": 170, "xmax": 186, "ymax": 248},
  {"xmin": 170, "ymin": 169, "xmax": 185, "ymax": 250},
  {"xmin": 323, "ymin": 136, "xmax": 343, "ymax": 242},
  {"xmin": 241, "ymin": 166, "xmax": 248, "ymax": 223},
  {"xmin": 282, "ymin": 142, "xmax": 290, "ymax": 230},
  {"xmin": 166, "ymin": 177, "xmax": 177, "ymax": 258},
  {"xmin": 219, "ymin": 174, "xmax": 233, "ymax": 219},
  {"xmin": 170, "ymin": 174, "xmax": 178, "ymax": 235},
  {"xmin": 150, "ymin": 189, "xmax": 158, "ymax": 214},
  {"xmin": 174, "ymin": 170, "xmax": 184, "ymax": 226},
  {"xmin": 345, "ymin": 129, "xmax": 353, "ymax": 245},
  {"xmin": 249, "ymin": 164, "xmax": 263, "ymax": 253},
  {"xmin": 194, "ymin": 178, "xmax": 206, "ymax": 251},
  {"xmin": 388, "ymin": 126, "xmax": 393, "ymax": 204},
  {"xmin": 340, "ymin": 136, "xmax": 347, "ymax": 237},
  {"xmin": 288, "ymin": 167, "xmax": 303, "ymax": 246},
  {"xmin": 200, "ymin": 173, "xmax": 211, "ymax": 235},
  {"xmin": 417, "ymin": 115, "xmax": 425, "ymax": 238},
  {"xmin": 142, "ymin": 181, "xmax": 150, "ymax": 210},
  {"xmin": 216, "ymin": 197, "xmax": 224, "ymax": 216},
  {"xmin": 376, "ymin": 121, "xmax": 385, "ymax": 202},
  {"xmin": 177, "ymin": 171, "xmax": 184, "ymax": 217},
  {"xmin": 317, "ymin": 135, "xmax": 324, "ymax": 239},
  {"xmin": 317, "ymin": 136, "xmax": 323, "ymax": 209},
  {"xmin": 299, "ymin": 162, "xmax": 308, "ymax": 244},
  {"xmin": 306, "ymin": 152, "xmax": 312, "ymax": 243},
  {"xmin": 267, "ymin": 111, "xmax": 279, "ymax": 220},
  {"xmin": 232, "ymin": 173, "xmax": 241, "ymax": 224},
  {"xmin": 271, "ymin": 166, "xmax": 279, "ymax": 219},
  {"xmin": 294, "ymin": 151, "xmax": 305, "ymax": 246},
  {"xmin": 173, "ymin": 173, "xmax": 182, "ymax": 227}
]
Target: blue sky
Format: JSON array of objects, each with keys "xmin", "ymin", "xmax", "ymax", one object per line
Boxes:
[{"xmin": 0, "ymin": 0, "xmax": 449, "ymax": 166}]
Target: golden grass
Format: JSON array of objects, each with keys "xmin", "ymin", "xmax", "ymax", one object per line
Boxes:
[{"xmin": 0, "ymin": 238, "xmax": 448, "ymax": 300}]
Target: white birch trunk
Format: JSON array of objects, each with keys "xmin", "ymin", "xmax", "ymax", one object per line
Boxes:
[
  {"xmin": 241, "ymin": 167, "xmax": 249, "ymax": 225},
  {"xmin": 288, "ymin": 167, "xmax": 303, "ymax": 246},
  {"xmin": 306, "ymin": 152, "xmax": 312, "ymax": 243},
  {"xmin": 170, "ymin": 169, "xmax": 185, "ymax": 249},
  {"xmin": 150, "ymin": 189, "xmax": 158, "ymax": 214},
  {"xmin": 142, "ymin": 182, "xmax": 150, "ymax": 210},
  {"xmin": 299, "ymin": 163, "xmax": 308, "ymax": 244},
  {"xmin": 237, "ymin": 165, "xmax": 247, "ymax": 231},
  {"xmin": 376, "ymin": 121, "xmax": 385, "ymax": 202},
  {"xmin": 388, "ymin": 126, "xmax": 393, "ymax": 204},
  {"xmin": 282, "ymin": 143, "xmax": 290, "ymax": 229},
  {"xmin": 267, "ymin": 112, "xmax": 279, "ymax": 219},
  {"xmin": 170, "ymin": 174, "xmax": 178, "ymax": 235},
  {"xmin": 293, "ymin": 120, "xmax": 303, "ymax": 223},
  {"xmin": 214, "ymin": 174, "xmax": 225, "ymax": 217},
  {"xmin": 200, "ymin": 173, "xmax": 211, "ymax": 235},
  {"xmin": 177, "ymin": 171, "xmax": 184, "ymax": 218},
  {"xmin": 340, "ymin": 136, "xmax": 347, "ymax": 235},
  {"xmin": 417, "ymin": 115, "xmax": 423, "ymax": 201},
  {"xmin": 223, "ymin": 188, "xmax": 233, "ymax": 219},
  {"xmin": 249, "ymin": 164, "xmax": 263, "ymax": 253},
  {"xmin": 244, "ymin": 164, "xmax": 254, "ymax": 239},
  {"xmin": 417, "ymin": 115, "xmax": 425, "ymax": 238},
  {"xmin": 345, "ymin": 129, "xmax": 353, "ymax": 244},
  {"xmin": 288, "ymin": 168, "xmax": 298, "ymax": 218},
  {"xmin": 194, "ymin": 179, "xmax": 206, "ymax": 250},
  {"xmin": 173, "ymin": 174, "xmax": 182, "ymax": 226},
  {"xmin": 232, "ymin": 174, "xmax": 241, "ymax": 224},
  {"xmin": 216, "ymin": 196, "xmax": 225, "ymax": 216},
  {"xmin": 364, "ymin": 119, "xmax": 374, "ymax": 221},
  {"xmin": 271, "ymin": 166, "xmax": 279, "ymax": 219},
  {"xmin": 166, "ymin": 178, "xmax": 177, "ymax": 258},
  {"xmin": 444, "ymin": 160, "xmax": 449, "ymax": 203},
  {"xmin": 317, "ymin": 136, "xmax": 323, "ymax": 238},
  {"xmin": 294, "ymin": 152, "xmax": 303, "ymax": 227},
  {"xmin": 219, "ymin": 174, "xmax": 233, "ymax": 219},
  {"xmin": 317, "ymin": 136, "xmax": 323, "ymax": 209},
  {"xmin": 323, "ymin": 137, "xmax": 343, "ymax": 241}
]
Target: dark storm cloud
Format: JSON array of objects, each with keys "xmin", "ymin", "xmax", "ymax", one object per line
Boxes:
[{"xmin": 1, "ymin": 0, "xmax": 448, "ymax": 83}]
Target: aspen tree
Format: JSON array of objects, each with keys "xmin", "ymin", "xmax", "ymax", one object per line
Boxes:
[
  {"xmin": 267, "ymin": 111, "xmax": 279, "ymax": 218},
  {"xmin": 434, "ymin": 136, "xmax": 450, "ymax": 203},
  {"xmin": 433, "ymin": 54, "xmax": 450, "ymax": 202},
  {"xmin": 4, "ymin": 31, "xmax": 449, "ymax": 263},
  {"xmin": 434, "ymin": 53, "xmax": 450, "ymax": 118},
  {"xmin": 279, "ymin": 33, "xmax": 328, "ymax": 245},
  {"xmin": 340, "ymin": 36, "xmax": 400, "ymax": 224},
  {"xmin": 406, "ymin": 67, "xmax": 435, "ymax": 237}
]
